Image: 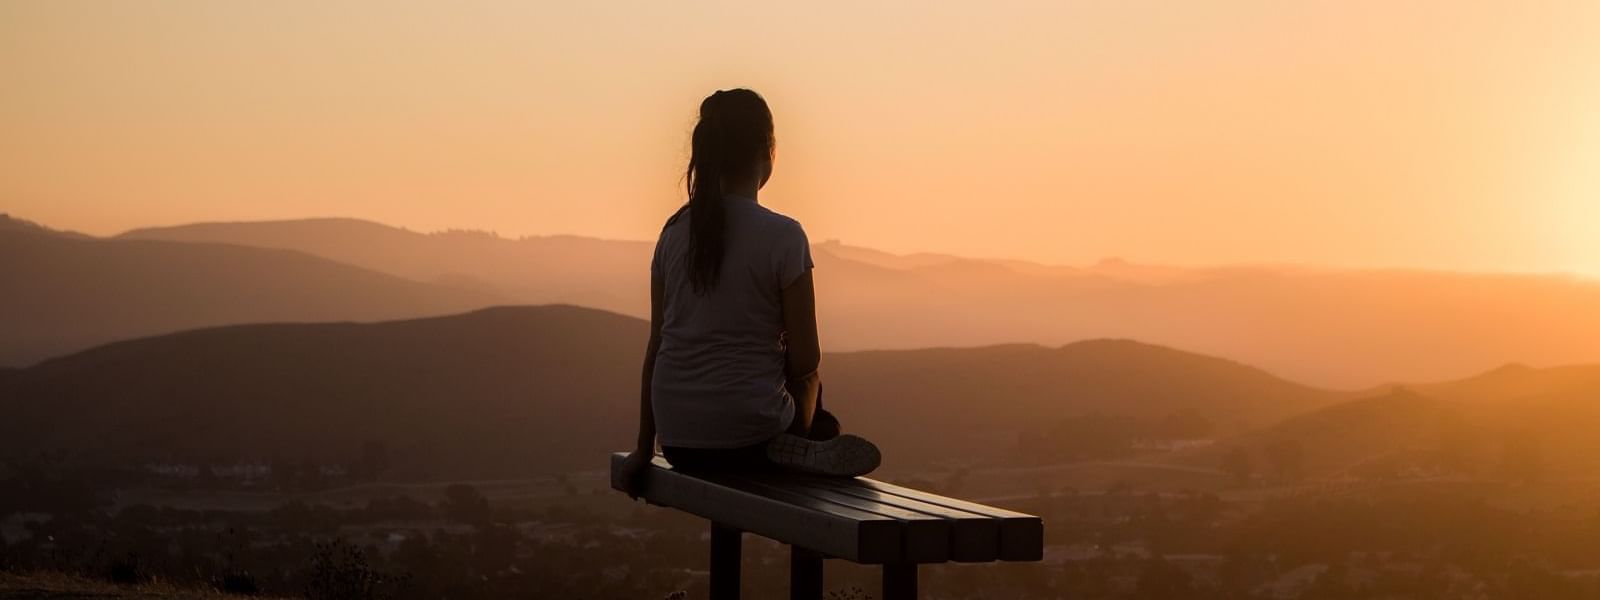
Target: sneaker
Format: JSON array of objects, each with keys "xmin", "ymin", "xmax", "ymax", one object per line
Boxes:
[{"xmin": 766, "ymin": 433, "xmax": 882, "ymax": 477}]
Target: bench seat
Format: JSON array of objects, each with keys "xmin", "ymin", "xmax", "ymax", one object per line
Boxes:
[{"xmin": 608, "ymin": 452, "xmax": 1044, "ymax": 599}]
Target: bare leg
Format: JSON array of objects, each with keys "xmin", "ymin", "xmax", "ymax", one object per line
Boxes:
[
  {"xmin": 785, "ymin": 372, "xmax": 821, "ymax": 437},
  {"xmin": 809, "ymin": 407, "xmax": 840, "ymax": 441}
]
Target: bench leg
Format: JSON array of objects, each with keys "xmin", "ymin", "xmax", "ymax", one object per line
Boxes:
[
  {"xmin": 710, "ymin": 522, "xmax": 741, "ymax": 600},
  {"xmin": 882, "ymin": 563, "xmax": 917, "ymax": 600},
  {"xmin": 790, "ymin": 546, "xmax": 823, "ymax": 600}
]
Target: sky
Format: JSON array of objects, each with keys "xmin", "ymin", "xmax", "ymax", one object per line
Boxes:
[{"xmin": 3, "ymin": 1, "xmax": 1598, "ymax": 274}]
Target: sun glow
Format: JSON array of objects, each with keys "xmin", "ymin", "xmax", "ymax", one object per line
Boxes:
[
  {"xmin": 2, "ymin": 1, "xmax": 1599, "ymax": 274},
  {"xmin": 1534, "ymin": 105, "xmax": 1600, "ymax": 278}
]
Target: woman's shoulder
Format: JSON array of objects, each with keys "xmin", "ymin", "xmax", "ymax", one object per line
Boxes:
[
  {"xmin": 742, "ymin": 202, "xmax": 806, "ymax": 237},
  {"xmin": 661, "ymin": 204, "xmax": 691, "ymax": 230}
]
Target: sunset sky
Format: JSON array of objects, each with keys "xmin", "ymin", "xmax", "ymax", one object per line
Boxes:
[{"xmin": 3, "ymin": 1, "xmax": 1597, "ymax": 274}]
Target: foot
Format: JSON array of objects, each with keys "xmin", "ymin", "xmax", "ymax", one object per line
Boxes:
[
  {"xmin": 766, "ymin": 433, "xmax": 882, "ymax": 477},
  {"xmin": 809, "ymin": 409, "xmax": 842, "ymax": 440}
]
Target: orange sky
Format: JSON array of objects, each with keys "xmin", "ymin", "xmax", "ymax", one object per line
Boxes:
[{"xmin": 3, "ymin": 1, "xmax": 1597, "ymax": 273}]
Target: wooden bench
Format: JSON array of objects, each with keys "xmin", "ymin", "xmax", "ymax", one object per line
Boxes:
[{"xmin": 609, "ymin": 453, "xmax": 1044, "ymax": 600}]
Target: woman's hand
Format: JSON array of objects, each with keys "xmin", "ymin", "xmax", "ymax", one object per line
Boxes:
[
  {"xmin": 622, "ymin": 267, "xmax": 664, "ymax": 501},
  {"xmin": 617, "ymin": 449, "xmax": 655, "ymax": 499}
]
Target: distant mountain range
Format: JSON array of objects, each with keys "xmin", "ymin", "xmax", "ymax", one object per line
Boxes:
[
  {"xmin": 7, "ymin": 303, "xmax": 1600, "ymax": 482},
  {"xmin": 0, "ymin": 305, "xmax": 1343, "ymax": 477},
  {"xmin": 122, "ymin": 218, "xmax": 650, "ymax": 314},
  {"xmin": 10, "ymin": 210, "xmax": 1600, "ymax": 483},
  {"xmin": 115, "ymin": 216, "xmax": 1600, "ymax": 387},
  {"xmin": 3, "ymin": 213, "xmax": 1599, "ymax": 387},
  {"xmin": 0, "ymin": 214, "xmax": 500, "ymax": 366}
]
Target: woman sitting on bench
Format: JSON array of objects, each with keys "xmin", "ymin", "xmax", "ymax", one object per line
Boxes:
[{"xmin": 618, "ymin": 89, "xmax": 881, "ymax": 495}]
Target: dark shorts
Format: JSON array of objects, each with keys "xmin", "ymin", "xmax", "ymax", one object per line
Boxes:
[
  {"xmin": 662, "ymin": 385, "xmax": 838, "ymax": 472},
  {"xmin": 661, "ymin": 441, "xmax": 772, "ymax": 472}
]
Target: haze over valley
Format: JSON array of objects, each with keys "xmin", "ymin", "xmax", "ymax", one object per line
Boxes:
[
  {"xmin": 8, "ymin": 212, "xmax": 1600, "ymax": 598},
  {"xmin": 7, "ymin": 210, "xmax": 1600, "ymax": 486},
  {"xmin": 7, "ymin": 213, "xmax": 1597, "ymax": 387}
]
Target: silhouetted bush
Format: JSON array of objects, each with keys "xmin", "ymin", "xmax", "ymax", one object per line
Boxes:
[
  {"xmin": 106, "ymin": 551, "xmax": 147, "ymax": 584},
  {"xmin": 305, "ymin": 540, "xmax": 404, "ymax": 600},
  {"xmin": 218, "ymin": 570, "xmax": 260, "ymax": 595}
]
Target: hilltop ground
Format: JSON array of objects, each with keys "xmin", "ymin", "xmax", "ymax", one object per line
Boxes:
[{"xmin": 0, "ymin": 572, "xmax": 285, "ymax": 600}]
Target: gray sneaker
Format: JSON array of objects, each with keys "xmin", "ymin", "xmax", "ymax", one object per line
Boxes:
[{"xmin": 766, "ymin": 433, "xmax": 882, "ymax": 477}]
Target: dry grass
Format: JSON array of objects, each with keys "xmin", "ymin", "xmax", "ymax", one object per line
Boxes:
[{"xmin": 0, "ymin": 571, "xmax": 287, "ymax": 600}]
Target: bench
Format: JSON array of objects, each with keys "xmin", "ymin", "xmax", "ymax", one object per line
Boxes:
[{"xmin": 609, "ymin": 453, "xmax": 1044, "ymax": 600}]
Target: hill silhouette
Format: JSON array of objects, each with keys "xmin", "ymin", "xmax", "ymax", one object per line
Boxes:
[
  {"xmin": 0, "ymin": 212, "xmax": 90, "ymax": 238},
  {"xmin": 1410, "ymin": 362, "xmax": 1600, "ymax": 405},
  {"xmin": 1195, "ymin": 364, "xmax": 1600, "ymax": 482},
  {"xmin": 0, "ymin": 222, "xmax": 501, "ymax": 366},
  {"xmin": 826, "ymin": 339, "xmax": 1343, "ymax": 464},
  {"xmin": 1216, "ymin": 387, "xmax": 1455, "ymax": 479},
  {"xmin": 0, "ymin": 305, "xmax": 643, "ymax": 478},
  {"xmin": 121, "ymin": 218, "xmax": 650, "ymax": 315},
  {"xmin": 0, "ymin": 305, "xmax": 1340, "ymax": 478},
  {"xmin": 119, "ymin": 217, "xmax": 1600, "ymax": 387}
]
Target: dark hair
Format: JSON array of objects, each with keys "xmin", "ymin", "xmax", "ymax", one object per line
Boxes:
[{"xmin": 683, "ymin": 88, "xmax": 775, "ymax": 293}]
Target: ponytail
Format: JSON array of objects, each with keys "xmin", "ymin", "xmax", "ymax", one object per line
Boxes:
[
  {"xmin": 686, "ymin": 126, "xmax": 726, "ymax": 293},
  {"xmin": 683, "ymin": 89, "xmax": 774, "ymax": 294}
]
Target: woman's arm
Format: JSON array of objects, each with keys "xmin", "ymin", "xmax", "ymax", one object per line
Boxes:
[
  {"xmin": 619, "ymin": 270, "xmax": 665, "ymax": 497},
  {"xmin": 781, "ymin": 270, "xmax": 822, "ymax": 435},
  {"xmin": 636, "ymin": 273, "xmax": 664, "ymax": 452}
]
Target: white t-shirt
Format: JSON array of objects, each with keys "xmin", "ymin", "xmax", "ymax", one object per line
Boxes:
[{"xmin": 650, "ymin": 195, "xmax": 814, "ymax": 448}]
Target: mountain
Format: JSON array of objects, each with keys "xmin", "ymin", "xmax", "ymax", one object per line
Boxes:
[
  {"xmin": 811, "ymin": 240, "xmax": 979, "ymax": 271},
  {"xmin": 1216, "ymin": 388, "xmax": 1456, "ymax": 479},
  {"xmin": 1425, "ymin": 364, "xmax": 1600, "ymax": 477},
  {"xmin": 0, "ymin": 213, "xmax": 92, "ymax": 238},
  {"xmin": 0, "ymin": 305, "xmax": 644, "ymax": 478},
  {"xmin": 0, "ymin": 306, "xmax": 1338, "ymax": 478},
  {"xmin": 120, "ymin": 217, "xmax": 1600, "ymax": 388},
  {"xmin": 0, "ymin": 225, "xmax": 502, "ymax": 366},
  {"xmin": 827, "ymin": 339, "xmax": 1340, "ymax": 464},
  {"xmin": 120, "ymin": 218, "xmax": 651, "ymax": 315},
  {"xmin": 1409, "ymin": 363, "xmax": 1600, "ymax": 405},
  {"xmin": 1198, "ymin": 364, "xmax": 1600, "ymax": 481}
]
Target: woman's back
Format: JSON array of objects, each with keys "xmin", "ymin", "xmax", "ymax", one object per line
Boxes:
[
  {"xmin": 650, "ymin": 196, "xmax": 813, "ymax": 448},
  {"xmin": 616, "ymin": 88, "xmax": 878, "ymax": 492}
]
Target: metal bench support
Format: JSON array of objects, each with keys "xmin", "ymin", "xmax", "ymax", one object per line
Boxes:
[
  {"xmin": 883, "ymin": 563, "xmax": 918, "ymax": 600},
  {"xmin": 790, "ymin": 546, "xmax": 823, "ymax": 600},
  {"xmin": 711, "ymin": 522, "xmax": 742, "ymax": 600}
]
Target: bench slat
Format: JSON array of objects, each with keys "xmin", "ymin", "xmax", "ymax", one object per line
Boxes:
[
  {"xmin": 723, "ymin": 473, "xmax": 952, "ymax": 563},
  {"xmin": 768, "ymin": 474, "xmax": 1003, "ymax": 562},
  {"xmin": 849, "ymin": 478, "xmax": 1044, "ymax": 561},
  {"xmin": 609, "ymin": 454, "xmax": 902, "ymax": 562}
]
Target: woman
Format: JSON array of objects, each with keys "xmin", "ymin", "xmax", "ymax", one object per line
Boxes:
[{"xmin": 618, "ymin": 89, "xmax": 880, "ymax": 496}]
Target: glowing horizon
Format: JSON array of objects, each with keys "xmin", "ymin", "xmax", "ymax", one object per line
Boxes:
[{"xmin": 3, "ymin": 1, "xmax": 1598, "ymax": 275}]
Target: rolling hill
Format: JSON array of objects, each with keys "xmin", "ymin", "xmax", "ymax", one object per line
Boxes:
[
  {"xmin": 0, "ymin": 305, "xmax": 1342, "ymax": 478},
  {"xmin": 0, "ymin": 213, "xmax": 90, "ymax": 238},
  {"xmin": 119, "ymin": 217, "xmax": 1600, "ymax": 388},
  {"xmin": 0, "ymin": 216, "xmax": 502, "ymax": 366},
  {"xmin": 1409, "ymin": 362, "xmax": 1600, "ymax": 406},
  {"xmin": 120, "ymin": 218, "xmax": 651, "ymax": 314},
  {"xmin": 824, "ymin": 339, "xmax": 1342, "ymax": 464},
  {"xmin": 1187, "ymin": 364, "xmax": 1600, "ymax": 482}
]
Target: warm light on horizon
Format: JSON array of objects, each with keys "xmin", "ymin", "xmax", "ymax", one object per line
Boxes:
[{"xmin": 3, "ymin": 1, "xmax": 1598, "ymax": 275}]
